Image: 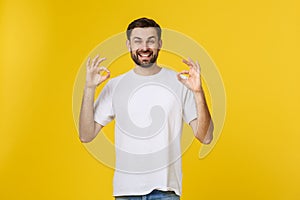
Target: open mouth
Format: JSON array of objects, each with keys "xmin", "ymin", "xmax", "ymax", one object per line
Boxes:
[{"xmin": 137, "ymin": 51, "xmax": 153, "ymax": 58}]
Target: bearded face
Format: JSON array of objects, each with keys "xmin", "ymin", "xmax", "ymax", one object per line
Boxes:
[
  {"xmin": 130, "ymin": 47, "xmax": 160, "ymax": 68},
  {"xmin": 127, "ymin": 27, "xmax": 161, "ymax": 68}
]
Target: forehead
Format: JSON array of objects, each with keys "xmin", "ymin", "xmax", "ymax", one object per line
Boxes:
[{"xmin": 130, "ymin": 27, "xmax": 158, "ymax": 39}]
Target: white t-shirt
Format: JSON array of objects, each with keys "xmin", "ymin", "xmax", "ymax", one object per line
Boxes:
[{"xmin": 94, "ymin": 67, "xmax": 197, "ymax": 196}]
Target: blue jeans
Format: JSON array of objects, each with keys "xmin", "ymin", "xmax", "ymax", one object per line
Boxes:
[{"xmin": 115, "ymin": 189, "xmax": 180, "ymax": 200}]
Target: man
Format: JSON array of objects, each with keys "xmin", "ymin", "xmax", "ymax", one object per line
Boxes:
[{"xmin": 79, "ymin": 17, "xmax": 213, "ymax": 200}]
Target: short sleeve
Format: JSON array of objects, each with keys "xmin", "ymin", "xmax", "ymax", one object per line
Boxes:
[
  {"xmin": 182, "ymin": 88, "xmax": 197, "ymax": 124},
  {"xmin": 94, "ymin": 80, "xmax": 115, "ymax": 126}
]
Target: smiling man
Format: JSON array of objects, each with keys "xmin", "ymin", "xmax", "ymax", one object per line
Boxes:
[
  {"xmin": 128, "ymin": 26, "xmax": 161, "ymax": 68},
  {"xmin": 79, "ymin": 17, "xmax": 214, "ymax": 200}
]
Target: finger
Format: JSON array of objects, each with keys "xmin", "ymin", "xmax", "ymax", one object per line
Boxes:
[
  {"xmin": 177, "ymin": 70, "xmax": 190, "ymax": 79},
  {"xmin": 91, "ymin": 54, "xmax": 99, "ymax": 67},
  {"xmin": 99, "ymin": 72, "xmax": 111, "ymax": 84},
  {"xmin": 177, "ymin": 73, "xmax": 188, "ymax": 84},
  {"xmin": 182, "ymin": 59, "xmax": 192, "ymax": 67},
  {"xmin": 188, "ymin": 57, "xmax": 195, "ymax": 63},
  {"xmin": 98, "ymin": 57, "xmax": 107, "ymax": 65},
  {"xmin": 98, "ymin": 66, "xmax": 110, "ymax": 73},
  {"xmin": 178, "ymin": 70, "xmax": 189, "ymax": 75},
  {"xmin": 183, "ymin": 58, "xmax": 196, "ymax": 71},
  {"xmin": 94, "ymin": 57, "xmax": 106, "ymax": 68},
  {"xmin": 86, "ymin": 57, "xmax": 91, "ymax": 68},
  {"xmin": 188, "ymin": 57, "xmax": 197, "ymax": 69},
  {"xmin": 102, "ymin": 73, "xmax": 111, "ymax": 81},
  {"xmin": 195, "ymin": 60, "xmax": 201, "ymax": 73}
]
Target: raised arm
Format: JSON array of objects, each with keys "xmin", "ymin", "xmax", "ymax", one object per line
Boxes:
[
  {"xmin": 177, "ymin": 58, "xmax": 214, "ymax": 144},
  {"xmin": 79, "ymin": 55, "xmax": 110, "ymax": 143}
]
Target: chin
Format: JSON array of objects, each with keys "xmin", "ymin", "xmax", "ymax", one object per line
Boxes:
[{"xmin": 140, "ymin": 63, "xmax": 154, "ymax": 68}]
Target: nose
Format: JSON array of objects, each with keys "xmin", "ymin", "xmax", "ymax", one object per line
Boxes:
[{"xmin": 141, "ymin": 41, "xmax": 148, "ymax": 51}]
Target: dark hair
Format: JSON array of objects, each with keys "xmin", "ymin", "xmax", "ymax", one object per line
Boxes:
[{"xmin": 126, "ymin": 17, "xmax": 161, "ymax": 40}]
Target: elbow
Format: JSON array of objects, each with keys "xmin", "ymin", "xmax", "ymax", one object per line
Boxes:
[
  {"xmin": 78, "ymin": 123, "xmax": 101, "ymax": 143},
  {"xmin": 196, "ymin": 121, "xmax": 214, "ymax": 144},
  {"xmin": 201, "ymin": 134, "xmax": 213, "ymax": 144},
  {"xmin": 79, "ymin": 130, "xmax": 94, "ymax": 143},
  {"xmin": 195, "ymin": 133, "xmax": 213, "ymax": 144},
  {"xmin": 79, "ymin": 136, "xmax": 93, "ymax": 143}
]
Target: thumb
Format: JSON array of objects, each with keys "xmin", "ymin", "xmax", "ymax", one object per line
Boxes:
[{"xmin": 177, "ymin": 72, "xmax": 188, "ymax": 85}]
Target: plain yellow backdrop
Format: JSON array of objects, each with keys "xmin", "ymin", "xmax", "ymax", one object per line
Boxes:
[{"xmin": 1, "ymin": 0, "xmax": 300, "ymax": 199}]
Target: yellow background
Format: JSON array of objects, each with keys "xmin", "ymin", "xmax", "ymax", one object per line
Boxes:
[{"xmin": 1, "ymin": 0, "xmax": 299, "ymax": 199}]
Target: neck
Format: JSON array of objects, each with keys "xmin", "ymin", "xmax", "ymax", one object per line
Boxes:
[{"xmin": 133, "ymin": 63, "xmax": 162, "ymax": 76}]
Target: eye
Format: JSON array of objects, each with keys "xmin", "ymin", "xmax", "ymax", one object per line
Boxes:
[
  {"xmin": 147, "ymin": 39, "xmax": 155, "ymax": 44},
  {"xmin": 134, "ymin": 40, "xmax": 142, "ymax": 44}
]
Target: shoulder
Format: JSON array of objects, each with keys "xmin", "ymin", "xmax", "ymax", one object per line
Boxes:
[
  {"xmin": 162, "ymin": 67, "xmax": 191, "ymax": 92},
  {"xmin": 161, "ymin": 67, "xmax": 181, "ymax": 84},
  {"xmin": 162, "ymin": 67, "xmax": 178, "ymax": 76}
]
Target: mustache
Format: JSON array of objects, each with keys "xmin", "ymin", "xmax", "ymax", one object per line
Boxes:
[{"xmin": 136, "ymin": 49, "xmax": 153, "ymax": 54}]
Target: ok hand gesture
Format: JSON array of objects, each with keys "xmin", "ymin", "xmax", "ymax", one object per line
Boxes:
[
  {"xmin": 85, "ymin": 55, "xmax": 110, "ymax": 89},
  {"xmin": 177, "ymin": 58, "xmax": 202, "ymax": 93}
]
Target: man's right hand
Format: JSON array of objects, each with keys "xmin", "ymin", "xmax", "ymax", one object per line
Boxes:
[{"xmin": 85, "ymin": 54, "xmax": 110, "ymax": 88}]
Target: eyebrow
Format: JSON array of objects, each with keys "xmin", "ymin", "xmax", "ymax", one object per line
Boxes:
[
  {"xmin": 147, "ymin": 36, "xmax": 156, "ymax": 40},
  {"xmin": 132, "ymin": 36, "xmax": 157, "ymax": 40}
]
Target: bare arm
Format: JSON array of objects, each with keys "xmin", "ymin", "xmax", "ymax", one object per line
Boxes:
[
  {"xmin": 177, "ymin": 58, "xmax": 214, "ymax": 144},
  {"xmin": 189, "ymin": 90, "xmax": 214, "ymax": 144},
  {"xmin": 79, "ymin": 87, "xmax": 103, "ymax": 143},
  {"xmin": 79, "ymin": 55, "xmax": 110, "ymax": 143}
]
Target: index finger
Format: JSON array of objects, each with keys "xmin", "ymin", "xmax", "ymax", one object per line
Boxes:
[
  {"xmin": 182, "ymin": 59, "xmax": 192, "ymax": 66},
  {"xmin": 99, "ymin": 66, "xmax": 110, "ymax": 73},
  {"xmin": 98, "ymin": 57, "xmax": 107, "ymax": 64},
  {"xmin": 94, "ymin": 57, "xmax": 107, "ymax": 68}
]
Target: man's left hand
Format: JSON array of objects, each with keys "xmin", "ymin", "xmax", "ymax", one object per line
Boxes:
[{"xmin": 177, "ymin": 58, "xmax": 202, "ymax": 92}]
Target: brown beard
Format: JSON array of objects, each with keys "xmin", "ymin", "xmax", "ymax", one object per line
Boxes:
[{"xmin": 130, "ymin": 48, "xmax": 160, "ymax": 68}]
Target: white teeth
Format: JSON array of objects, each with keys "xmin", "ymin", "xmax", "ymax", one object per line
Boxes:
[{"xmin": 138, "ymin": 52, "xmax": 151, "ymax": 57}]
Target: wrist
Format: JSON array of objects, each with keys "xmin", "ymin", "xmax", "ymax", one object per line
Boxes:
[
  {"xmin": 84, "ymin": 84, "xmax": 97, "ymax": 91},
  {"xmin": 193, "ymin": 86, "xmax": 204, "ymax": 94}
]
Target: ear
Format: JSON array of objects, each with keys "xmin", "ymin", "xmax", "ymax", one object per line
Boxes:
[
  {"xmin": 126, "ymin": 40, "xmax": 131, "ymax": 51},
  {"xmin": 158, "ymin": 39, "xmax": 162, "ymax": 50}
]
